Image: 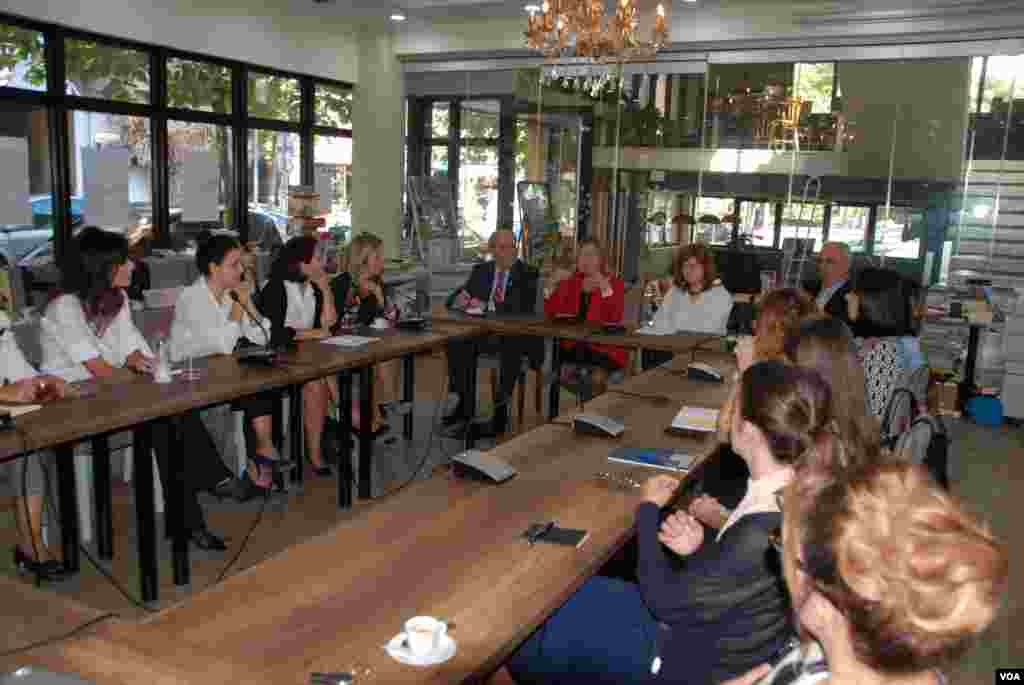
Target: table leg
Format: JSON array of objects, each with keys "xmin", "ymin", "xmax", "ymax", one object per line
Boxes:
[
  {"xmin": 358, "ymin": 366, "xmax": 374, "ymax": 499},
  {"xmin": 91, "ymin": 435, "xmax": 113, "ymax": 561},
  {"xmin": 54, "ymin": 445, "xmax": 79, "ymax": 574},
  {"xmin": 289, "ymin": 384, "xmax": 304, "ymax": 485},
  {"xmin": 402, "ymin": 353, "xmax": 415, "ymax": 441},
  {"xmin": 335, "ymin": 371, "xmax": 353, "ymax": 509},
  {"xmin": 548, "ymin": 336, "xmax": 563, "ymax": 421},
  {"xmin": 959, "ymin": 324, "xmax": 981, "ymax": 410},
  {"xmin": 132, "ymin": 425, "xmax": 158, "ymax": 603},
  {"xmin": 464, "ymin": 339, "xmax": 479, "ymax": 451},
  {"xmin": 166, "ymin": 416, "xmax": 190, "ymax": 587}
]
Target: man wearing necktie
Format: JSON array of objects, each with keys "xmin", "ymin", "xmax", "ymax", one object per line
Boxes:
[{"xmin": 444, "ymin": 229, "xmax": 541, "ymax": 437}]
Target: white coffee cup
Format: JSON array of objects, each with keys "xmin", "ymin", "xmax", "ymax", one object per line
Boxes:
[{"xmin": 403, "ymin": 616, "xmax": 446, "ymax": 657}]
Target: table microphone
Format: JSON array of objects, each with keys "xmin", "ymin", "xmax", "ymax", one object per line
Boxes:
[{"xmin": 229, "ymin": 291, "xmax": 276, "ymax": 363}]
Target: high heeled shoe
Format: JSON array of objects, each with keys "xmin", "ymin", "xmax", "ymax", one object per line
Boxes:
[
  {"xmin": 13, "ymin": 546, "xmax": 71, "ymax": 582},
  {"xmin": 231, "ymin": 470, "xmax": 272, "ymax": 503}
]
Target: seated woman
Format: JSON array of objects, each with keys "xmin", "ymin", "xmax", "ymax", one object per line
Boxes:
[
  {"xmin": 725, "ymin": 461, "xmax": 1007, "ymax": 685},
  {"xmin": 692, "ymin": 288, "xmax": 815, "ymax": 528},
  {"xmin": 845, "ymin": 267, "xmax": 913, "ymax": 419},
  {"xmin": 332, "ymin": 232, "xmax": 399, "ymax": 435},
  {"xmin": 259, "ymin": 236, "xmax": 338, "ymax": 475},
  {"xmin": 169, "ymin": 232, "xmax": 284, "ymax": 498},
  {"xmin": 640, "ymin": 243, "xmax": 733, "ymax": 369},
  {"xmin": 544, "ymin": 238, "xmax": 626, "ymax": 397},
  {"xmin": 506, "ymin": 361, "xmax": 840, "ymax": 685},
  {"xmin": 40, "ymin": 226, "xmax": 234, "ymax": 551},
  {"xmin": 0, "ymin": 319, "xmax": 72, "ymax": 582}
]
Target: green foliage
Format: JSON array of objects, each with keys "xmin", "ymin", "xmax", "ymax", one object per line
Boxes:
[
  {"xmin": 0, "ymin": 24, "xmax": 46, "ymax": 86},
  {"xmin": 167, "ymin": 58, "xmax": 231, "ymax": 113},
  {"xmin": 315, "ymin": 83, "xmax": 352, "ymax": 128}
]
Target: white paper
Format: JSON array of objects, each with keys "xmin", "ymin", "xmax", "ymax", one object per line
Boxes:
[
  {"xmin": 314, "ymin": 166, "xmax": 335, "ymax": 215},
  {"xmin": 181, "ymin": 149, "xmax": 221, "ymax": 221},
  {"xmin": 671, "ymin": 406, "xmax": 719, "ymax": 432},
  {"xmin": 0, "ymin": 137, "xmax": 32, "ymax": 226},
  {"xmin": 83, "ymin": 146, "xmax": 134, "ymax": 231},
  {"xmin": 323, "ymin": 335, "xmax": 379, "ymax": 347}
]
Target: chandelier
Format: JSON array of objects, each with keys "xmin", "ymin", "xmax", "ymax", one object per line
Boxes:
[{"xmin": 526, "ymin": 0, "xmax": 669, "ymax": 63}]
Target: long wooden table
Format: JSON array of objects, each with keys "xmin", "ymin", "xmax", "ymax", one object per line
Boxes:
[
  {"xmin": 0, "ymin": 323, "xmax": 481, "ymax": 603},
  {"xmin": 127, "ymin": 361, "xmax": 734, "ymax": 684}
]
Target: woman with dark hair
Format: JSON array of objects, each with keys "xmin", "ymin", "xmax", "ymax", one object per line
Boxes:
[
  {"xmin": 40, "ymin": 226, "xmax": 234, "ymax": 551},
  {"xmin": 506, "ymin": 361, "xmax": 846, "ymax": 685},
  {"xmin": 259, "ymin": 235, "xmax": 337, "ymax": 475},
  {"xmin": 845, "ymin": 267, "xmax": 914, "ymax": 418},
  {"xmin": 723, "ymin": 461, "xmax": 1007, "ymax": 685},
  {"xmin": 169, "ymin": 232, "xmax": 285, "ymax": 498},
  {"xmin": 640, "ymin": 242, "xmax": 733, "ymax": 369}
]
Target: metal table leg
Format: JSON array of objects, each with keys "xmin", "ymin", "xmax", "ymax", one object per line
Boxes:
[
  {"xmin": 402, "ymin": 353, "xmax": 415, "ymax": 441},
  {"xmin": 335, "ymin": 371, "xmax": 353, "ymax": 509},
  {"xmin": 54, "ymin": 445, "xmax": 79, "ymax": 574},
  {"xmin": 166, "ymin": 415, "xmax": 190, "ymax": 587},
  {"xmin": 548, "ymin": 336, "xmax": 563, "ymax": 421},
  {"xmin": 91, "ymin": 435, "xmax": 113, "ymax": 561},
  {"xmin": 132, "ymin": 425, "xmax": 158, "ymax": 603},
  {"xmin": 289, "ymin": 384, "xmax": 304, "ymax": 485},
  {"xmin": 464, "ymin": 339, "xmax": 479, "ymax": 451},
  {"xmin": 358, "ymin": 366, "xmax": 374, "ymax": 499}
]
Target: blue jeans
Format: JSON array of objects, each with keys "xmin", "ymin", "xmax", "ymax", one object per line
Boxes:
[{"xmin": 506, "ymin": 576, "xmax": 662, "ymax": 685}]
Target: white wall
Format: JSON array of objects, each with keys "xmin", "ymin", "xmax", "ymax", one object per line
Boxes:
[{"xmin": 3, "ymin": 0, "xmax": 361, "ymax": 83}]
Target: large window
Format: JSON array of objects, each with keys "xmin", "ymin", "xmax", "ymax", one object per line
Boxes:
[
  {"xmin": 0, "ymin": 13, "xmax": 353, "ymax": 261},
  {"xmin": 0, "ymin": 23, "xmax": 45, "ymax": 91},
  {"xmin": 829, "ymin": 204, "xmax": 870, "ymax": 253}
]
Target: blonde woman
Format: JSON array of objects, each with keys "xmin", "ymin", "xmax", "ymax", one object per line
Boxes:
[
  {"xmin": 332, "ymin": 232, "xmax": 398, "ymax": 435},
  {"xmin": 724, "ymin": 461, "xmax": 1007, "ymax": 685}
]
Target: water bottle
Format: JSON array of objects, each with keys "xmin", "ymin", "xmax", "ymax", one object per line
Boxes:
[{"xmin": 153, "ymin": 337, "xmax": 172, "ymax": 384}]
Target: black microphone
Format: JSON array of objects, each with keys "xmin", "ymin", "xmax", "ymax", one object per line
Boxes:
[{"xmin": 229, "ymin": 290, "xmax": 276, "ymax": 363}]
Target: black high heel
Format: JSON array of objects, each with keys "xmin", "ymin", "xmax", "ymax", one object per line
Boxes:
[{"xmin": 13, "ymin": 546, "xmax": 70, "ymax": 583}]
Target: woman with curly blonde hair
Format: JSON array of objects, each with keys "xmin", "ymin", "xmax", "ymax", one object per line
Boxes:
[{"xmin": 723, "ymin": 461, "xmax": 1007, "ymax": 685}]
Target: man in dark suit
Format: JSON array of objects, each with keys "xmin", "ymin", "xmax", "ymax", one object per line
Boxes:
[
  {"xmin": 815, "ymin": 241, "xmax": 853, "ymax": 325},
  {"xmin": 443, "ymin": 228, "xmax": 541, "ymax": 437}
]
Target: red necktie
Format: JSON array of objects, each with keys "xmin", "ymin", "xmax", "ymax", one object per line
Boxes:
[{"xmin": 495, "ymin": 272, "xmax": 506, "ymax": 304}]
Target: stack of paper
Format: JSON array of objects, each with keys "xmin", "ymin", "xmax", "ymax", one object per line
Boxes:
[{"xmin": 670, "ymin": 406, "xmax": 719, "ymax": 433}]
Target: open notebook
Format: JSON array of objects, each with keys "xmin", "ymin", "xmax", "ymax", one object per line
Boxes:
[{"xmin": 668, "ymin": 406, "xmax": 719, "ymax": 436}]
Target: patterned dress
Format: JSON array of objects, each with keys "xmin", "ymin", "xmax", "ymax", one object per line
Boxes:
[{"xmin": 855, "ymin": 337, "xmax": 909, "ymax": 419}]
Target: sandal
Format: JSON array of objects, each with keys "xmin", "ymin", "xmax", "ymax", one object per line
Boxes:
[{"xmin": 249, "ymin": 453, "xmax": 294, "ymax": 493}]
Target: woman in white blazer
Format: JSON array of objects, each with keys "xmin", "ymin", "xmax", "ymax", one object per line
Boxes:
[
  {"xmin": 640, "ymin": 242, "xmax": 733, "ymax": 369},
  {"xmin": 40, "ymin": 226, "xmax": 235, "ymax": 551},
  {"xmin": 169, "ymin": 232, "xmax": 284, "ymax": 499}
]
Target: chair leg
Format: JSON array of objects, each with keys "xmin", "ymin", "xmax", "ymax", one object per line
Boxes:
[
  {"xmin": 488, "ymin": 368, "xmax": 499, "ymax": 408},
  {"xmin": 534, "ymin": 369, "xmax": 543, "ymax": 415}
]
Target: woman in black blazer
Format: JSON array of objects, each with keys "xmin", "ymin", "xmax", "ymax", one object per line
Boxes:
[
  {"xmin": 331, "ymin": 232, "xmax": 397, "ymax": 435},
  {"xmin": 259, "ymin": 236, "xmax": 338, "ymax": 476}
]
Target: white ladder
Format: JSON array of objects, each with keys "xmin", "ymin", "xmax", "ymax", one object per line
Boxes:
[{"xmin": 782, "ymin": 175, "xmax": 823, "ymax": 288}]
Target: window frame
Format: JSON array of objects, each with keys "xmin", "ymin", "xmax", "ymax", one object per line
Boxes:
[{"xmin": 0, "ymin": 11, "xmax": 353, "ymax": 260}]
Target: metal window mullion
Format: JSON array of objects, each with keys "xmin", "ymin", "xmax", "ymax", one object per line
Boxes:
[
  {"xmin": 46, "ymin": 26, "xmax": 73, "ymax": 263},
  {"xmin": 151, "ymin": 47, "xmax": 170, "ymax": 247},
  {"xmin": 234, "ymin": 64, "xmax": 249, "ymax": 242},
  {"xmin": 301, "ymin": 75, "xmax": 314, "ymax": 187}
]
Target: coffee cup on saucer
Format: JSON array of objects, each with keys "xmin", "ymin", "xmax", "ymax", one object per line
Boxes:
[
  {"xmin": 403, "ymin": 616, "xmax": 446, "ymax": 657},
  {"xmin": 371, "ymin": 317, "xmax": 389, "ymax": 329}
]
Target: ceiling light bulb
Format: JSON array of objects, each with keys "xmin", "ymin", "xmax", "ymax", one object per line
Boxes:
[
  {"xmin": 657, "ymin": 3, "xmax": 665, "ymax": 15},
  {"xmin": 525, "ymin": 3, "xmax": 541, "ymax": 12},
  {"xmin": 390, "ymin": 11, "xmax": 406, "ymax": 21}
]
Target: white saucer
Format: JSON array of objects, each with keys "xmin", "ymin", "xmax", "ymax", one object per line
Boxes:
[{"xmin": 384, "ymin": 633, "xmax": 457, "ymax": 666}]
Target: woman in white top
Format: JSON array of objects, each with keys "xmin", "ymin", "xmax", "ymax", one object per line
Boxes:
[
  {"xmin": 169, "ymin": 232, "xmax": 284, "ymax": 498},
  {"xmin": 40, "ymin": 226, "xmax": 235, "ymax": 551},
  {"xmin": 640, "ymin": 242, "xmax": 733, "ymax": 369},
  {"xmin": 259, "ymin": 236, "xmax": 338, "ymax": 475},
  {"xmin": 0, "ymin": 315, "xmax": 72, "ymax": 582}
]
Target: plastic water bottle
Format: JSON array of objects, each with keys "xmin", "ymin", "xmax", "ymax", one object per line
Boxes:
[{"xmin": 153, "ymin": 337, "xmax": 172, "ymax": 384}]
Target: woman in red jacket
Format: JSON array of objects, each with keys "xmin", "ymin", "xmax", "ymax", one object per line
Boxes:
[{"xmin": 545, "ymin": 238, "xmax": 627, "ymax": 396}]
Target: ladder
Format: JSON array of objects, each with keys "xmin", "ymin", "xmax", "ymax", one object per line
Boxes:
[{"xmin": 782, "ymin": 175, "xmax": 823, "ymax": 288}]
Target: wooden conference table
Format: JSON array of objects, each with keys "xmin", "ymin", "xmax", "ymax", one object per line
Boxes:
[
  {"xmin": 11, "ymin": 338, "xmax": 735, "ymax": 684},
  {"xmin": 0, "ymin": 324, "xmax": 478, "ymax": 603}
]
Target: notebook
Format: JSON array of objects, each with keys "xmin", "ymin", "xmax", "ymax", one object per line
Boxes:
[
  {"xmin": 607, "ymin": 447, "xmax": 696, "ymax": 473},
  {"xmin": 668, "ymin": 406, "xmax": 719, "ymax": 435}
]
